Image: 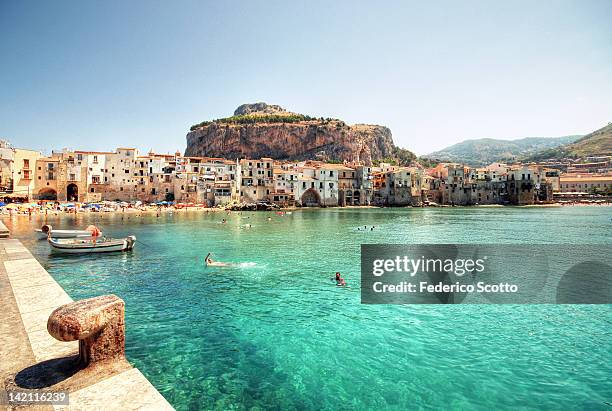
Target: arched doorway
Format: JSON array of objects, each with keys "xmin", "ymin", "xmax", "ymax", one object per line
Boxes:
[
  {"xmin": 38, "ymin": 187, "xmax": 57, "ymax": 201},
  {"xmin": 342, "ymin": 190, "xmax": 352, "ymax": 207},
  {"xmin": 301, "ymin": 188, "xmax": 321, "ymax": 207},
  {"xmin": 67, "ymin": 183, "xmax": 79, "ymax": 201}
]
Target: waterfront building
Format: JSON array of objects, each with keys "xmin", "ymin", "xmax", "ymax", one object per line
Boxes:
[
  {"xmin": 374, "ymin": 167, "xmax": 424, "ymax": 206},
  {"xmin": 11, "ymin": 148, "xmax": 43, "ymax": 200},
  {"xmin": 0, "ymin": 141, "xmax": 43, "ymax": 201},
  {"xmin": 75, "ymin": 150, "xmax": 113, "ymax": 202},
  {"xmin": 271, "ymin": 165, "xmax": 298, "ymax": 206},
  {"xmin": 34, "ymin": 150, "xmax": 88, "ymax": 202},
  {"xmin": 559, "ymin": 174, "xmax": 612, "ymax": 194},
  {"xmin": 239, "ymin": 158, "xmax": 274, "ymax": 202}
]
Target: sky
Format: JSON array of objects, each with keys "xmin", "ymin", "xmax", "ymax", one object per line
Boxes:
[{"xmin": 1, "ymin": 0, "xmax": 611, "ymax": 156}]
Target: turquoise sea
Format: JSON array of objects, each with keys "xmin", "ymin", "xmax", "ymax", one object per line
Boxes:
[{"xmin": 5, "ymin": 206, "xmax": 612, "ymax": 410}]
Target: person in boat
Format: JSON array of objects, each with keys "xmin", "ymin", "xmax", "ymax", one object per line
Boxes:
[
  {"xmin": 334, "ymin": 272, "xmax": 347, "ymax": 287},
  {"xmin": 86, "ymin": 225, "xmax": 102, "ymax": 244},
  {"xmin": 205, "ymin": 253, "xmax": 229, "ymax": 267}
]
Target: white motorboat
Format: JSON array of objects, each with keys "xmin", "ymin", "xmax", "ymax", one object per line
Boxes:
[
  {"xmin": 35, "ymin": 225, "xmax": 101, "ymax": 239},
  {"xmin": 48, "ymin": 236, "xmax": 136, "ymax": 253}
]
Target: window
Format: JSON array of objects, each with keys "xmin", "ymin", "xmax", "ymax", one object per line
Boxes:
[
  {"xmin": 23, "ymin": 159, "xmax": 29, "ymax": 168},
  {"xmin": 77, "ymin": 154, "xmax": 83, "ymax": 161},
  {"xmin": 90, "ymin": 187, "xmax": 95, "ymax": 193},
  {"xmin": 23, "ymin": 170, "xmax": 30, "ymax": 179},
  {"xmin": 93, "ymin": 155, "xmax": 98, "ymax": 163},
  {"xmin": 330, "ymin": 171, "xmax": 334, "ymax": 177},
  {"xmin": 69, "ymin": 173, "xmax": 76, "ymax": 181}
]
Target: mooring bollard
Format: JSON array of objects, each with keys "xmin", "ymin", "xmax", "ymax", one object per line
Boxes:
[{"xmin": 47, "ymin": 295, "xmax": 125, "ymax": 367}]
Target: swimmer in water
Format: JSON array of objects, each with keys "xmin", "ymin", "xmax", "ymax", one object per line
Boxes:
[
  {"xmin": 205, "ymin": 253, "xmax": 229, "ymax": 267},
  {"xmin": 221, "ymin": 218, "xmax": 227, "ymax": 224},
  {"xmin": 334, "ymin": 272, "xmax": 347, "ymax": 287}
]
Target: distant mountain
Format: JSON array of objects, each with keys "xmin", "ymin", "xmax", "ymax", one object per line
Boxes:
[
  {"xmin": 524, "ymin": 123, "xmax": 612, "ymax": 161},
  {"xmin": 424, "ymin": 135, "xmax": 582, "ymax": 166}
]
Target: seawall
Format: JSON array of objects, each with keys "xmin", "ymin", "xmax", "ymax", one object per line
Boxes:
[{"xmin": 0, "ymin": 234, "xmax": 174, "ymax": 410}]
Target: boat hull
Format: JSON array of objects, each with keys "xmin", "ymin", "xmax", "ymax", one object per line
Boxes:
[{"xmin": 48, "ymin": 236, "xmax": 136, "ymax": 253}]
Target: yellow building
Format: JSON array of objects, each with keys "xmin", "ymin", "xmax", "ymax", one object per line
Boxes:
[{"xmin": 12, "ymin": 148, "xmax": 42, "ymax": 200}]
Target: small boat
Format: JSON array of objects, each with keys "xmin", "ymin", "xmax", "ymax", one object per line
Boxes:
[
  {"xmin": 48, "ymin": 236, "xmax": 136, "ymax": 253},
  {"xmin": 35, "ymin": 224, "xmax": 101, "ymax": 239}
]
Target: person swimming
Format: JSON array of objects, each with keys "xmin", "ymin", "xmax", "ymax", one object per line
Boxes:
[
  {"xmin": 334, "ymin": 272, "xmax": 347, "ymax": 287},
  {"xmin": 205, "ymin": 253, "xmax": 229, "ymax": 267}
]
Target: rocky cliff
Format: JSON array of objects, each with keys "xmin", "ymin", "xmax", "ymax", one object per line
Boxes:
[{"xmin": 185, "ymin": 103, "xmax": 410, "ymax": 165}]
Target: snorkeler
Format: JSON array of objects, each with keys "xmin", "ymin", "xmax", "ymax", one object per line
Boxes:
[{"xmin": 205, "ymin": 253, "xmax": 229, "ymax": 267}]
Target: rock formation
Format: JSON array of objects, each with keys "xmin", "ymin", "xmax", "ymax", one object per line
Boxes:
[{"xmin": 185, "ymin": 103, "xmax": 410, "ymax": 165}]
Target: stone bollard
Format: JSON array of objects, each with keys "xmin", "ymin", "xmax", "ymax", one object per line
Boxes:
[{"xmin": 47, "ymin": 295, "xmax": 125, "ymax": 367}]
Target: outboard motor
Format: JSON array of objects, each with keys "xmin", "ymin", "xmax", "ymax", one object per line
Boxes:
[
  {"xmin": 126, "ymin": 235, "xmax": 137, "ymax": 250},
  {"xmin": 41, "ymin": 224, "xmax": 52, "ymax": 234}
]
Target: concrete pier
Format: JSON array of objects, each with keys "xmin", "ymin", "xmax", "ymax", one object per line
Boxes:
[{"xmin": 0, "ymin": 237, "xmax": 174, "ymax": 410}]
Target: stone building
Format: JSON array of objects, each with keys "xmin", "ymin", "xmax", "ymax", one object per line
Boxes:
[
  {"xmin": 239, "ymin": 158, "xmax": 274, "ymax": 202},
  {"xmin": 34, "ymin": 150, "xmax": 87, "ymax": 202}
]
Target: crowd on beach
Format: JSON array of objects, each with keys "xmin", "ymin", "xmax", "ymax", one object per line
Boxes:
[
  {"xmin": 0, "ymin": 198, "xmax": 609, "ymax": 217},
  {"xmin": 0, "ymin": 200, "xmax": 218, "ymax": 216}
]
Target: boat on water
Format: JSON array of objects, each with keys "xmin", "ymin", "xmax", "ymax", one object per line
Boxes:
[
  {"xmin": 48, "ymin": 235, "xmax": 136, "ymax": 253},
  {"xmin": 35, "ymin": 224, "xmax": 102, "ymax": 239}
]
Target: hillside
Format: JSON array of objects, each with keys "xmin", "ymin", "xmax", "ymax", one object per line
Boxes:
[
  {"xmin": 185, "ymin": 103, "xmax": 416, "ymax": 166},
  {"xmin": 524, "ymin": 123, "xmax": 612, "ymax": 161},
  {"xmin": 424, "ymin": 135, "xmax": 581, "ymax": 166}
]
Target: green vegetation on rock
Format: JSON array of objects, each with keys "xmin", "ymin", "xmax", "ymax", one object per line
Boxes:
[{"xmin": 190, "ymin": 114, "xmax": 345, "ymax": 131}]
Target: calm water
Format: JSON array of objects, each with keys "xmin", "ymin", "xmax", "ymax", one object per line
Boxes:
[{"xmin": 5, "ymin": 206, "xmax": 612, "ymax": 410}]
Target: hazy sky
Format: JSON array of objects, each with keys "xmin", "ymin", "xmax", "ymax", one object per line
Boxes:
[{"xmin": 1, "ymin": 0, "xmax": 611, "ymax": 156}]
